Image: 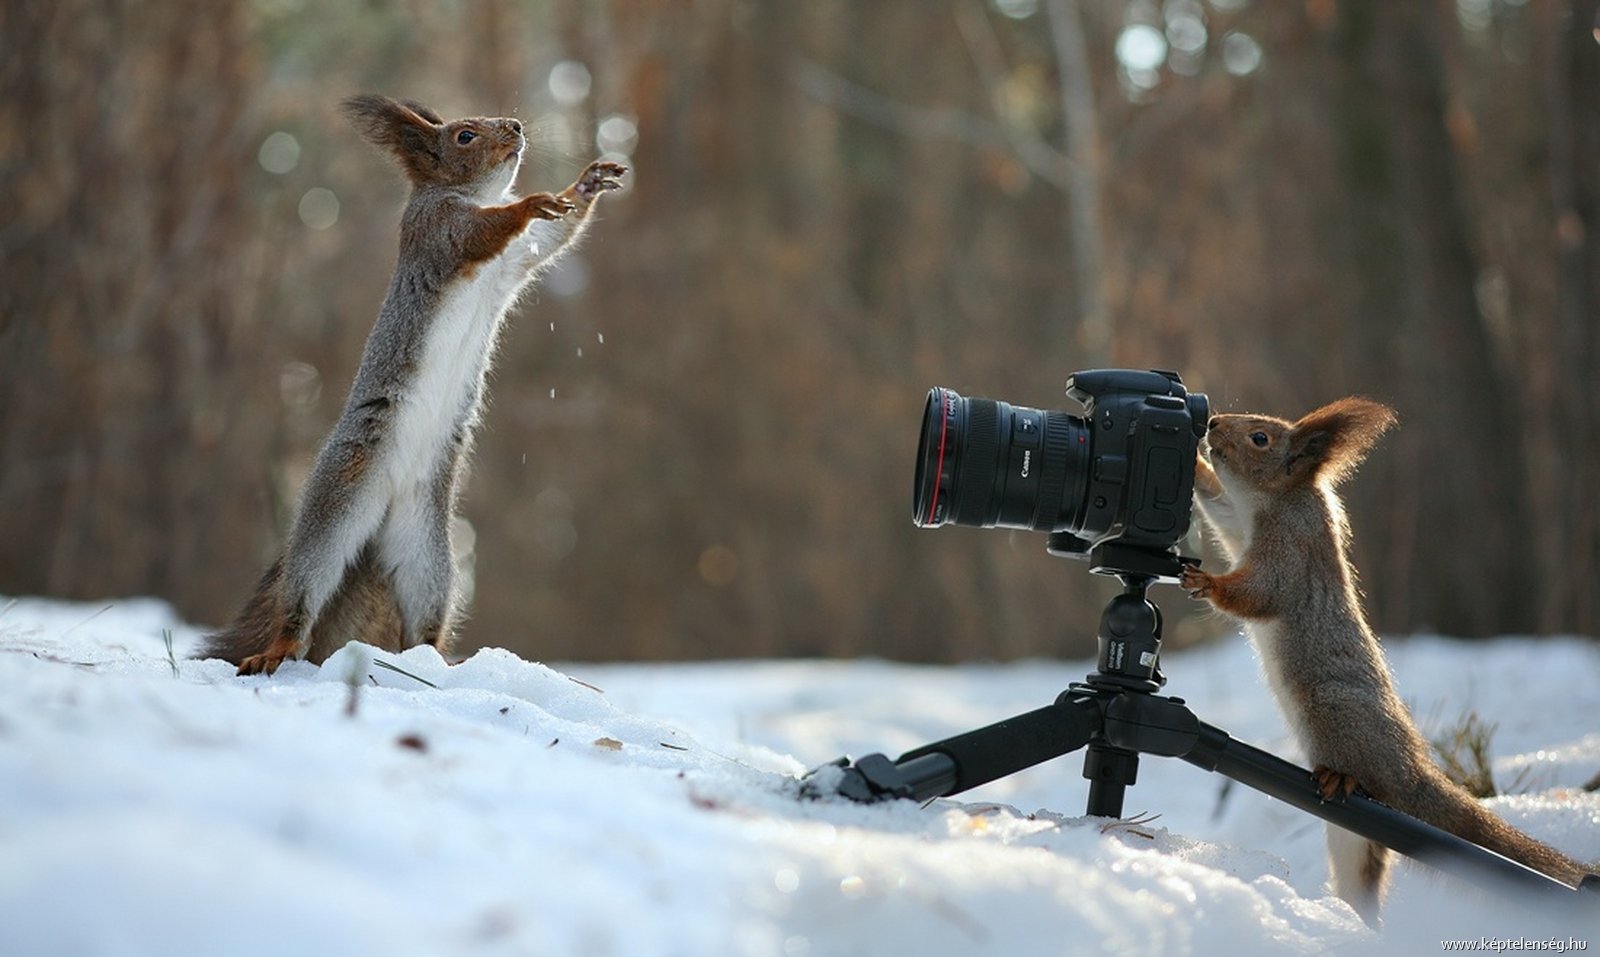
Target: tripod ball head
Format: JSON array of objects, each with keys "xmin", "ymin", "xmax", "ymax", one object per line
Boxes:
[{"xmin": 1095, "ymin": 579, "xmax": 1165, "ymax": 690}]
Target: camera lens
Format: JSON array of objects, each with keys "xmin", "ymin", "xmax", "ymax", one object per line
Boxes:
[
  {"xmin": 913, "ymin": 371, "xmax": 1208, "ymax": 561},
  {"xmin": 913, "ymin": 387, "xmax": 1091, "ymax": 533}
]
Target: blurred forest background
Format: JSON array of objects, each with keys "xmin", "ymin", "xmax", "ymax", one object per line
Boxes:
[{"xmin": 2, "ymin": 0, "xmax": 1598, "ymax": 661}]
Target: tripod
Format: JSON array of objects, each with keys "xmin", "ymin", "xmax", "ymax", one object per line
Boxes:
[{"xmin": 809, "ymin": 542, "xmax": 1597, "ymax": 905}]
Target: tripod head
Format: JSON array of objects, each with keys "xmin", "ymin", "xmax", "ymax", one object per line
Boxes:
[
  {"xmin": 1045, "ymin": 534, "xmax": 1195, "ymax": 581},
  {"xmin": 1049, "ymin": 537, "xmax": 1198, "ymax": 693}
]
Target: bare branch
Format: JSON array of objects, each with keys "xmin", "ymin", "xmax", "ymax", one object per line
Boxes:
[
  {"xmin": 950, "ymin": 2, "xmax": 1072, "ymax": 189},
  {"xmin": 1045, "ymin": 0, "xmax": 1107, "ymax": 356},
  {"xmin": 792, "ymin": 7, "xmax": 1107, "ymax": 356},
  {"xmin": 789, "ymin": 56, "xmax": 1014, "ymax": 154}
]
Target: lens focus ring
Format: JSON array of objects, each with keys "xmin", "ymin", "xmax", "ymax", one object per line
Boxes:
[
  {"xmin": 1031, "ymin": 412, "xmax": 1075, "ymax": 530},
  {"xmin": 955, "ymin": 398, "xmax": 1001, "ymax": 526}
]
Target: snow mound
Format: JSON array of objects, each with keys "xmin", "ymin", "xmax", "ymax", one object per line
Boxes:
[{"xmin": 0, "ymin": 597, "xmax": 1595, "ymax": 955}]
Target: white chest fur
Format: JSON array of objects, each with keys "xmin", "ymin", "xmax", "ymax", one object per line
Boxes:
[
  {"xmin": 383, "ymin": 254, "xmax": 530, "ymax": 495},
  {"xmin": 1243, "ymin": 619, "xmax": 1313, "ymax": 749}
]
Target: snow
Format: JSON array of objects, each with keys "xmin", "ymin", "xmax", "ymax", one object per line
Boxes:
[{"xmin": 1, "ymin": 595, "xmax": 1596, "ymax": 956}]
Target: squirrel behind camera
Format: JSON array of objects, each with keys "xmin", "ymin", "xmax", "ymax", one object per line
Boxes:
[
  {"xmin": 200, "ymin": 95, "xmax": 625, "ymax": 675},
  {"xmin": 1182, "ymin": 397, "xmax": 1592, "ymax": 924}
]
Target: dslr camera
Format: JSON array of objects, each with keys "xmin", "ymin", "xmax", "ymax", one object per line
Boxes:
[{"xmin": 913, "ymin": 369, "xmax": 1209, "ymax": 579}]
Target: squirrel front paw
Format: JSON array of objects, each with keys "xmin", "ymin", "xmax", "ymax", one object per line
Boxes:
[
  {"xmin": 1180, "ymin": 566, "xmax": 1215, "ymax": 600},
  {"xmin": 523, "ymin": 192, "xmax": 577, "ymax": 220},
  {"xmin": 572, "ymin": 160, "xmax": 628, "ymax": 201},
  {"xmin": 1193, "ymin": 454, "xmax": 1224, "ymax": 500}
]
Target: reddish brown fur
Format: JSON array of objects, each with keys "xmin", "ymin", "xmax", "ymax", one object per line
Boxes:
[
  {"xmin": 220, "ymin": 546, "xmax": 405, "ymax": 674},
  {"xmin": 1186, "ymin": 396, "xmax": 1592, "ymax": 923},
  {"xmin": 1314, "ymin": 767, "xmax": 1359, "ymax": 801},
  {"xmin": 459, "ymin": 194, "xmax": 574, "ymax": 274},
  {"xmin": 337, "ymin": 443, "xmax": 369, "ymax": 485},
  {"xmin": 1200, "ymin": 397, "xmax": 1396, "ymax": 498},
  {"xmin": 1182, "ymin": 398, "xmax": 1395, "ymax": 619},
  {"xmin": 213, "ymin": 558, "xmax": 306, "ymax": 675},
  {"xmin": 302, "ymin": 544, "xmax": 403, "ymax": 656},
  {"xmin": 341, "ymin": 94, "xmax": 519, "ymax": 192},
  {"xmin": 1183, "ymin": 559, "xmax": 1278, "ymax": 619},
  {"xmin": 203, "ymin": 95, "xmax": 625, "ymax": 676},
  {"xmin": 1193, "ymin": 454, "xmax": 1225, "ymax": 499},
  {"xmin": 208, "ymin": 558, "xmax": 289, "ymax": 664}
]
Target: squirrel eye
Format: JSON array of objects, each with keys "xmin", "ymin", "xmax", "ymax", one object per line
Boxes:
[
  {"xmin": 1250, "ymin": 431, "xmax": 1269, "ymax": 448},
  {"xmin": 456, "ymin": 129, "xmax": 477, "ymax": 145}
]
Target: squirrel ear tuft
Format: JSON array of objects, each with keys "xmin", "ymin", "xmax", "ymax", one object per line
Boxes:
[
  {"xmin": 400, "ymin": 99, "xmax": 445, "ymax": 125},
  {"xmin": 340, "ymin": 94, "xmax": 441, "ymax": 181},
  {"xmin": 1283, "ymin": 397, "xmax": 1397, "ymax": 485}
]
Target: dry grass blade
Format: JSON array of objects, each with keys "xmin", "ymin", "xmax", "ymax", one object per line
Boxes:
[
  {"xmin": 59, "ymin": 603, "xmax": 115, "ymax": 638},
  {"xmin": 1429, "ymin": 710, "xmax": 1532, "ymax": 798},
  {"xmin": 565, "ymin": 674, "xmax": 604, "ymax": 694},
  {"xmin": 371, "ymin": 658, "xmax": 438, "ymax": 688},
  {"xmin": 1100, "ymin": 811, "xmax": 1162, "ymax": 839}
]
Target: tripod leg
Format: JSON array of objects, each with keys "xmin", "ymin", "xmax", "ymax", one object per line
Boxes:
[
  {"xmin": 807, "ymin": 693, "xmax": 1104, "ymax": 803},
  {"xmin": 1182, "ymin": 721, "xmax": 1581, "ymax": 900},
  {"xmin": 1082, "ymin": 743, "xmax": 1139, "ymax": 818}
]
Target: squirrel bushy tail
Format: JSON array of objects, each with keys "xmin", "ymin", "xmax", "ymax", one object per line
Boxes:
[
  {"xmin": 1324, "ymin": 760, "xmax": 1590, "ymax": 927},
  {"xmin": 199, "ymin": 558, "xmax": 290, "ymax": 666},
  {"xmin": 1398, "ymin": 770, "xmax": 1592, "ymax": 886}
]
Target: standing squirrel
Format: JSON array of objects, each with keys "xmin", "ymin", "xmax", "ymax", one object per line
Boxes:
[
  {"xmin": 200, "ymin": 94, "xmax": 625, "ymax": 675},
  {"xmin": 1181, "ymin": 397, "xmax": 1591, "ymax": 923}
]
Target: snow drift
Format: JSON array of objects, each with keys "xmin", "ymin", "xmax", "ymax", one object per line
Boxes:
[{"xmin": 0, "ymin": 596, "xmax": 1595, "ymax": 955}]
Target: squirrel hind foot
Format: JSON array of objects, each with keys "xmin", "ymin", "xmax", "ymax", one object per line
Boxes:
[
  {"xmin": 235, "ymin": 633, "xmax": 302, "ymax": 676},
  {"xmin": 1313, "ymin": 766, "xmax": 1361, "ymax": 802}
]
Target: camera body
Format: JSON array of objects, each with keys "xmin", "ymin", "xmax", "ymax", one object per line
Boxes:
[
  {"xmin": 1050, "ymin": 369, "xmax": 1210, "ymax": 557},
  {"xmin": 914, "ymin": 369, "xmax": 1208, "ymax": 575}
]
